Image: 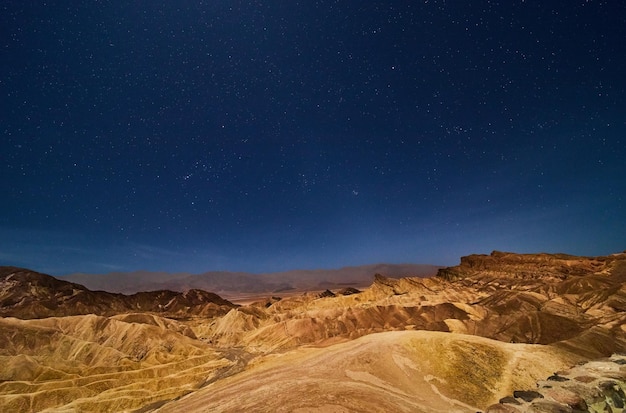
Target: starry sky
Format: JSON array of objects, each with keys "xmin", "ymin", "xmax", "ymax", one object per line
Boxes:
[{"xmin": 2, "ymin": 1, "xmax": 625, "ymax": 276}]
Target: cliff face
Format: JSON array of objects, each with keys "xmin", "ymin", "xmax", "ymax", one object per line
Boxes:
[
  {"xmin": 429, "ymin": 252, "xmax": 626, "ymax": 356},
  {"xmin": 437, "ymin": 250, "xmax": 626, "ymax": 282}
]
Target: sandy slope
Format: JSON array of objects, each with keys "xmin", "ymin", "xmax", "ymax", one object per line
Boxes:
[
  {"xmin": 2, "ymin": 253, "xmax": 625, "ymax": 412},
  {"xmin": 154, "ymin": 330, "xmax": 578, "ymax": 413},
  {"xmin": 0, "ymin": 315, "xmax": 234, "ymax": 413}
]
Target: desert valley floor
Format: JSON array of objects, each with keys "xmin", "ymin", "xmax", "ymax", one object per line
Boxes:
[{"xmin": 1, "ymin": 251, "xmax": 626, "ymax": 412}]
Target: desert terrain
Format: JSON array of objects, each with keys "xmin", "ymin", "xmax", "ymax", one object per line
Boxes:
[{"xmin": 1, "ymin": 251, "xmax": 625, "ymax": 412}]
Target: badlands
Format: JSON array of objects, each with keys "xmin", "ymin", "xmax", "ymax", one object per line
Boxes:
[{"xmin": 1, "ymin": 251, "xmax": 625, "ymax": 412}]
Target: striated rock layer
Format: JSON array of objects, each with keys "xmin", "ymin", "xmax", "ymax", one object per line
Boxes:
[
  {"xmin": 1, "ymin": 250, "xmax": 626, "ymax": 412},
  {"xmin": 198, "ymin": 251, "xmax": 626, "ymax": 359},
  {"xmin": 0, "ymin": 314, "xmax": 235, "ymax": 412}
]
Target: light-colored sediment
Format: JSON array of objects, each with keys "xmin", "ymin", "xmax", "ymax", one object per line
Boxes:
[
  {"xmin": 1, "ymin": 252, "xmax": 626, "ymax": 412},
  {"xmin": 154, "ymin": 330, "xmax": 578, "ymax": 413}
]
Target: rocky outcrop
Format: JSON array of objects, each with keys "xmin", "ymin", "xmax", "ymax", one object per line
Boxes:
[
  {"xmin": 485, "ymin": 354, "xmax": 626, "ymax": 412},
  {"xmin": 437, "ymin": 250, "xmax": 626, "ymax": 282},
  {"xmin": 337, "ymin": 286, "xmax": 361, "ymax": 295},
  {"xmin": 427, "ymin": 252, "xmax": 626, "ymax": 357}
]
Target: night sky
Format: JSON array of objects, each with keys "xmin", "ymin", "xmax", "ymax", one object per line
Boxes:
[{"xmin": 2, "ymin": 1, "xmax": 625, "ymax": 276}]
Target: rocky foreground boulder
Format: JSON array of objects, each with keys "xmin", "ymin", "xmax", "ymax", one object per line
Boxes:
[{"xmin": 486, "ymin": 354, "xmax": 626, "ymax": 413}]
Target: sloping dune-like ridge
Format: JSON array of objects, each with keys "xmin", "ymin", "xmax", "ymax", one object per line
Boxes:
[
  {"xmin": 154, "ymin": 330, "xmax": 578, "ymax": 413},
  {"xmin": 0, "ymin": 315, "xmax": 234, "ymax": 413}
]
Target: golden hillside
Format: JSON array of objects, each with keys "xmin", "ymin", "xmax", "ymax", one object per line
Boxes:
[{"xmin": 1, "ymin": 251, "xmax": 625, "ymax": 412}]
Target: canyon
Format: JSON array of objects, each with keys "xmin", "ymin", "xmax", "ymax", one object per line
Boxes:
[{"xmin": 1, "ymin": 251, "xmax": 625, "ymax": 412}]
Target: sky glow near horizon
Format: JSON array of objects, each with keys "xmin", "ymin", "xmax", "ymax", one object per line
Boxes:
[{"xmin": 1, "ymin": 1, "xmax": 625, "ymax": 275}]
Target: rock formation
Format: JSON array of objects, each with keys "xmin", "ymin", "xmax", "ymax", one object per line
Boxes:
[
  {"xmin": 485, "ymin": 354, "xmax": 626, "ymax": 412},
  {"xmin": 0, "ymin": 250, "xmax": 625, "ymax": 412}
]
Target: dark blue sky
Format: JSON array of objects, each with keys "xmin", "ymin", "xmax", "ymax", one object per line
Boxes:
[{"xmin": 2, "ymin": 1, "xmax": 625, "ymax": 275}]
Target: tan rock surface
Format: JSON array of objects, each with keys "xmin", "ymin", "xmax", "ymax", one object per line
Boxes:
[
  {"xmin": 155, "ymin": 331, "xmax": 577, "ymax": 413},
  {"xmin": 0, "ymin": 315, "xmax": 234, "ymax": 412},
  {"xmin": 1, "ymin": 251, "xmax": 626, "ymax": 412}
]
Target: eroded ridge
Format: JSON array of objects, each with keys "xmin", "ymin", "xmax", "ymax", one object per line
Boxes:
[{"xmin": 1, "ymin": 251, "xmax": 626, "ymax": 412}]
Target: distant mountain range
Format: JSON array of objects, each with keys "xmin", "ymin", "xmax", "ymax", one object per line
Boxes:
[
  {"xmin": 0, "ymin": 266, "xmax": 235, "ymax": 319},
  {"xmin": 60, "ymin": 263, "xmax": 442, "ymax": 296}
]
